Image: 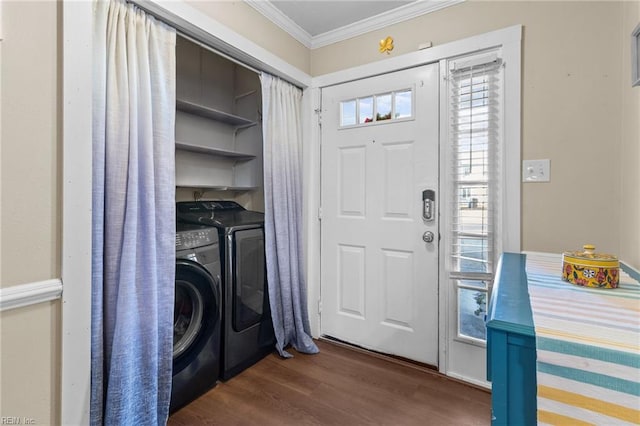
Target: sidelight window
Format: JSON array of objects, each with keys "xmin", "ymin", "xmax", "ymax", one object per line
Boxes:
[{"xmin": 447, "ymin": 53, "xmax": 503, "ymax": 343}]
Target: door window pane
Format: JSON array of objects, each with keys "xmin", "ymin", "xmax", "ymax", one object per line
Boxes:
[
  {"xmin": 394, "ymin": 90, "xmax": 412, "ymax": 118},
  {"xmin": 458, "ymin": 286, "xmax": 487, "ymax": 341},
  {"xmin": 341, "ymin": 100, "xmax": 356, "ymax": 126},
  {"xmin": 375, "ymin": 93, "xmax": 392, "ymax": 121},
  {"xmin": 359, "ymin": 97, "xmax": 373, "ymax": 124}
]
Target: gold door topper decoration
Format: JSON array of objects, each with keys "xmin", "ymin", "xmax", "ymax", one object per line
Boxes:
[{"xmin": 379, "ymin": 36, "xmax": 394, "ymax": 54}]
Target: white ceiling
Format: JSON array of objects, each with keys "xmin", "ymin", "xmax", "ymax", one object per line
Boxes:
[
  {"xmin": 245, "ymin": 0, "xmax": 464, "ymax": 49},
  {"xmin": 270, "ymin": 1, "xmax": 414, "ymax": 37}
]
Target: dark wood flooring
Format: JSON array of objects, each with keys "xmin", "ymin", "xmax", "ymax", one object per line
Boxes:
[{"xmin": 168, "ymin": 340, "xmax": 491, "ymax": 426}]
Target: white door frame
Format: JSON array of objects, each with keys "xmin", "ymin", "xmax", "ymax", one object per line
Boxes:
[{"xmin": 308, "ymin": 25, "xmax": 521, "ymax": 383}]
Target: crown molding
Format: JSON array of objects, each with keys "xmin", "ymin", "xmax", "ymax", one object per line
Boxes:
[
  {"xmin": 245, "ymin": 0, "xmax": 314, "ymax": 48},
  {"xmin": 312, "ymin": 0, "xmax": 464, "ymax": 49},
  {"xmin": 245, "ymin": 0, "xmax": 465, "ymax": 50}
]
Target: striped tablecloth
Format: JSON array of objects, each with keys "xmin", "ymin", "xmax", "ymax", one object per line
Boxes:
[{"xmin": 524, "ymin": 252, "xmax": 640, "ymax": 425}]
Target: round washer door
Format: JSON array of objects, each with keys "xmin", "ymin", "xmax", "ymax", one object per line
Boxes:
[
  {"xmin": 174, "ymin": 279, "xmax": 204, "ymax": 358},
  {"xmin": 173, "ymin": 260, "xmax": 220, "ymax": 364}
]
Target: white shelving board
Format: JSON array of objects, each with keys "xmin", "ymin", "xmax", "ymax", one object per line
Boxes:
[
  {"xmin": 174, "ymin": 39, "xmax": 263, "ymax": 203},
  {"xmin": 175, "ymin": 141, "xmax": 256, "ymax": 160},
  {"xmin": 175, "ymin": 184, "xmax": 258, "ymax": 191},
  {"xmin": 176, "ymin": 99, "xmax": 256, "ymax": 128}
]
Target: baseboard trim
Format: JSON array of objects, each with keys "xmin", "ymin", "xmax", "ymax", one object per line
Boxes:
[{"xmin": 0, "ymin": 279, "xmax": 63, "ymax": 312}]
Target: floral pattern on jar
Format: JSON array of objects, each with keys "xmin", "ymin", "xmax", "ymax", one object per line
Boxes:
[{"xmin": 561, "ymin": 262, "xmax": 619, "ymax": 289}]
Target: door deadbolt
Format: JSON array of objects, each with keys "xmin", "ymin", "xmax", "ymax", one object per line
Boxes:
[
  {"xmin": 422, "ymin": 231, "xmax": 435, "ymax": 243},
  {"xmin": 422, "ymin": 190, "xmax": 435, "ymax": 222}
]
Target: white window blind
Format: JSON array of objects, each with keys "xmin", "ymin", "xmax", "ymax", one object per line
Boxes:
[{"xmin": 448, "ymin": 55, "xmax": 503, "ymax": 342}]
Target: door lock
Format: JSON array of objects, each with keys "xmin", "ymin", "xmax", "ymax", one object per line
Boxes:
[
  {"xmin": 422, "ymin": 231, "xmax": 435, "ymax": 243},
  {"xmin": 422, "ymin": 190, "xmax": 435, "ymax": 222}
]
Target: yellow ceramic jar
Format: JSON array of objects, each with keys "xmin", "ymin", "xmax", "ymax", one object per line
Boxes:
[{"xmin": 562, "ymin": 245, "xmax": 620, "ymax": 289}]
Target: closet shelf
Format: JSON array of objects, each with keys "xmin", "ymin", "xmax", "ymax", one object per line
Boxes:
[
  {"xmin": 176, "ymin": 99, "xmax": 257, "ymax": 128},
  {"xmin": 176, "ymin": 184, "xmax": 258, "ymax": 191},
  {"xmin": 235, "ymin": 90, "xmax": 257, "ymax": 100},
  {"xmin": 175, "ymin": 141, "xmax": 256, "ymax": 160}
]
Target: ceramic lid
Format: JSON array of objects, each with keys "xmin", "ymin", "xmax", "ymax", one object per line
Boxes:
[{"xmin": 563, "ymin": 244, "xmax": 618, "ymax": 262}]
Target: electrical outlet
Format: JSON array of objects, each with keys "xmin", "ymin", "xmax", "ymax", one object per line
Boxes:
[{"xmin": 522, "ymin": 159, "xmax": 550, "ymax": 182}]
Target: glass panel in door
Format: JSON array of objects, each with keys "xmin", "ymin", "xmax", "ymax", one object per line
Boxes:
[{"xmin": 233, "ymin": 228, "xmax": 266, "ymax": 331}]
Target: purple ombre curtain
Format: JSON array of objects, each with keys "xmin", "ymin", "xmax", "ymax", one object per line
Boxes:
[{"xmin": 92, "ymin": 1, "xmax": 176, "ymax": 423}]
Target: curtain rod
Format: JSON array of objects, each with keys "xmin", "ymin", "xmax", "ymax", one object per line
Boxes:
[
  {"xmin": 128, "ymin": 0, "xmax": 309, "ymax": 89},
  {"xmin": 128, "ymin": 0, "xmax": 262, "ymax": 78}
]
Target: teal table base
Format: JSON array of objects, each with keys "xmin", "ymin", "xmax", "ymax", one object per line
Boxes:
[{"xmin": 486, "ymin": 253, "xmax": 537, "ymax": 426}]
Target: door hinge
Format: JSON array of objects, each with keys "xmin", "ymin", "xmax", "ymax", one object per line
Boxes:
[
  {"xmin": 318, "ymin": 206, "xmax": 323, "ymax": 221},
  {"xmin": 314, "ymin": 108, "xmax": 322, "ymax": 126},
  {"xmin": 317, "ymin": 299, "xmax": 322, "ymax": 314}
]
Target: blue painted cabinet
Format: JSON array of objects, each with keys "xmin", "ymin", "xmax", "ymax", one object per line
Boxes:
[{"xmin": 486, "ymin": 253, "xmax": 537, "ymax": 426}]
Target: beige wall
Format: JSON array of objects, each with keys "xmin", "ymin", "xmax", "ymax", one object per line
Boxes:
[
  {"xmin": 186, "ymin": 0, "xmax": 311, "ymax": 74},
  {"xmin": 620, "ymin": 1, "xmax": 640, "ymax": 269},
  {"xmin": 0, "ymin": 302, "xmax": 60, "ymax": 425},
  {"xmin": 312, "ymin": 1, "xmax": 632, "ymax": 260},
  {"xmin": 1, "ymin": 1, "xmax": 60, "ymax": 287},
  {"xmin": 0, "ymin": 0, "xmax": 60, "ymax": 422}
]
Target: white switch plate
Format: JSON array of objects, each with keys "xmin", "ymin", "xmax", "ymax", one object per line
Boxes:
[{"xmin": 522, "ymin": 159, "xmax": 550, "ymax": 182}]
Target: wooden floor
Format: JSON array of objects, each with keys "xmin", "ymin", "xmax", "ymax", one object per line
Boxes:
[{"xmin": 168, "ymin": 340, "xmax": 491, "ymax": 426}]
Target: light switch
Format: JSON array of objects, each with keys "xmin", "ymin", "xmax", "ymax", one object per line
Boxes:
[{"xmin": 522, "ymin": 159, "xmax": 550, "ymax": 182}]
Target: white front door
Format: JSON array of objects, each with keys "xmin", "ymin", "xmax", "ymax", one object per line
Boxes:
[{"xmin": 320, "ymin": 64, "xmax": 439, "ymax": 365}]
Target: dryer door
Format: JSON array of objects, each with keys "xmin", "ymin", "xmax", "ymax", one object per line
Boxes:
[{"xmin": 232, "ymin": 228, "xmax": 266, "ymax": 332}]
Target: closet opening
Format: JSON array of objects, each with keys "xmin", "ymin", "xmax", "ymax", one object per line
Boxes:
[{"xmin": 174, "ymin": 35, "xmax": 264, "ymax": 211}]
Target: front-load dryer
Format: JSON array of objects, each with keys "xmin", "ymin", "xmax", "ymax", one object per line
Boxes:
[
  {"xmin": 176, "ymin": 201, "xmax": 275, "ymax": 380},
  {"xmin": 171, "ymin": 223, "xmax": 223, "ymax": 413}
]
